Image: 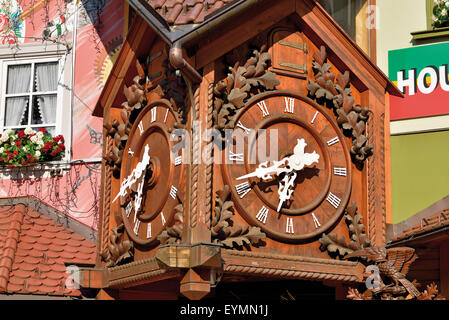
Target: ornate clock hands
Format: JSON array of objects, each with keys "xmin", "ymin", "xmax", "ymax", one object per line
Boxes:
[
  {"xmin": 133, "ymin": 174, "xmax": 146, "ymax": 222},
  {"xmin": 277, "ymin": 171, "xmax": 297, "ymax": 212},
  {"xmin": 237, "ymin": 139, "xmax": 319, "ymax": 181},
  {"xmin": 113, "ymin": 144, "xmax": 151, "ymax": 203},
  {"xmin": 236, "ymin": 139, "xmax": 320, "ymax": 211}
]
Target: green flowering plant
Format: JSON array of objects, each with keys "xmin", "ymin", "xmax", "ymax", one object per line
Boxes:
[
  {"xmin": 432, "ymin": 0, "xmax": 449, "ymax": 28},
  {"xmin": 0, "ymin": 128, "xmax": 65, "ymax": 168}
]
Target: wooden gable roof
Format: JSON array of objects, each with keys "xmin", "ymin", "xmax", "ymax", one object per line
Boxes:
[{"xmin": 93, "ymin": 0, "xmax": 402, "ymax": 118}]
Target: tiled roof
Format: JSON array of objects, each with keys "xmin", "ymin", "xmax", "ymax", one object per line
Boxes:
[
  {"xmin": 0, "ymin": 204, "xmax": 96, "ymax": 297},
  {"xmin": 390, "ymin": 207, "xmax": 449, "ymax": 243},
  {"xmin": 147, "ymin": 0, "xmax": 236, "ymax": 25}
]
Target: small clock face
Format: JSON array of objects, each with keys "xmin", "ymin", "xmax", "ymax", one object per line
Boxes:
[
  {"xmin": 222, "ymin": 91, "xmax": 352, "ymax": 242},
  {"xmin": 117, "ymin": 99, "xmax": 183, "ymax": 246}
]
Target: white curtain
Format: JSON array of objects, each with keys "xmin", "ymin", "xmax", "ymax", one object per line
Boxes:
[
  {"xmin": 5, "ymin": 64, "xmax": 31, "ymax": 126},
  {"xmin": 5, "ymin": 97, "xmax": 29, "ymax": 126},
  {"xmin": 34, "ymin": 62, "xmax": 58, "ymax": 124}
]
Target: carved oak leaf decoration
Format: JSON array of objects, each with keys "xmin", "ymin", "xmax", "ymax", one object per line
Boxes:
[
  {"xmin": 345, "ymin": 202, "xmax": 371, "ymax": 249},
  {"xmin": 221, "ymin": 225, "xmax": 266, "ymax": 249},
  {"xmin": 319, "ymin": 233, "xmax": 358, "ymax": 257},
  {"xmin": 319, "ymin": 202, "xmax": 371, "ymax": 258},
  {"xmin": 213, "ymin": 45, "xmax": 280, "ymax": 131},
  {"xmin": 228, "ymin": 88, "xmax": 247, "ymax": 108},
  {"xmin": 212, "ymin": 186, "xmax": 266, "ymax": 249},
  {"xmin": 347, "ymin": 288, "xmax": 372, "ymax": 300},
  {"xmin": 158, "ymin": 204, "xmax": 183, "ymax": 245},
  {"xmin": 418, "ymin": 283, "xmax": 440, "ymax": 300},
  {"xmin": 307, "ymin": 45, "xmax": 373, "ymax": 165},
  {"xmin": 101, "ymin": 223, "xmax": 134, "ymax": 268}
]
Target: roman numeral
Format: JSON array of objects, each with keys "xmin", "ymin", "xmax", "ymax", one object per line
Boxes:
[
  {"xmin": 175, "ymin": 156, "xmax": 182, "ymax": 166},
  {"xmin": 236, "ymin": 121, "xmax": 251, "ymax": 134},
  {"xmin": 286, "ymin": 217, "xmax": 294, "ymax": 234},
  {"xmin": 312, "ymin": 213, "xmax": 321, "ymax": 229},
  {"xmin": 133, "ymin": 220, "xmax": 140, "ymax": 235},
  {"xmin": 257, "ymin": 101, "xmax": 270, "ymax": 117},
  {"xmin": 327, "ymin": 137, "xmax": 340, "ymax": 146},
  {"xmin": 161, "ymin": 212, "xmax": 166, "ymax": 225},
  {"xmin": 169, "ymin": 185, "xmax": 177, "ymax": 199},
  {"xmin": 235, "ymin": 181, "xmax": 251, "ymax": 199},
  {"xmin": 311, "ymin": 111, "xmax": 319, "ymax": 124},
  {"xmin": 229, "ymin": 150, "xmax": 244, "ymax": 162},
  {"xmin": 125, "ymin": 202, "xmax": 132, "ymax": 218},
  {"xmin": 147, "ymin": 223, "xmax": 152, "ymax": 239},
  {"xmin": 284, "ymin": 97, "xmax": 295, "ymax": 113},
  {"xmin": 138, "ymin": 121, "xmax": 144, "ymax": 135},
  {"xmin": 164, "ymin": 108, "xmax": 169, "ymax": 123},
  {"xmin": 151, "ymin": 107, "xmax": 157, "ymax": 122},
  {"xmin": 256, "ymin": 206, "xmax": 269, "ymax": 224},
  {"xmin": 333, "ymin": 167, "xmax": 347, "ymax": 176},
  {"xmin": 327, "ymin": 192, "xmax": 341, "ymax": 209}
]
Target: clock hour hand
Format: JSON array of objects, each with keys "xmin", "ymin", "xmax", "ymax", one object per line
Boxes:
[
  {"xmin": 113, "ymin": 144, "xmax": 151, "ymax": 202},
  {"xmin": 277, "ymin": 171, "xmax": 297, "ymax": 212},
  {"xmin": 236, "ymin": 158, "xmax": 292, "ymax": 181},
  {"xmin": 133, "ymin": 172, "xmax": 146, "ymax": 222}
]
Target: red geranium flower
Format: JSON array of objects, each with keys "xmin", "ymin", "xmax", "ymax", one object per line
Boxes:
[
  {"xmin": 17, "ymin": 130, "xmax": 25, "ymax": 138},
  {"xmin": 15, "ymin": 140, "xmax": 21, "ymax": 147},
  {"xmin": 8, "ymin": 164, "xmax": 14, "ymax": 168},
  {"xmin": 38, "ymin": 128, "xmax": 48, "ymax": 133}
]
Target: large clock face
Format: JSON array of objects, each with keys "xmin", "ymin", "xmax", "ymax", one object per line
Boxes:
[
  {"xmin": 115, "ymin": 99, "xmax": 183, "ymax": 246},
  {"xmin": 222, "ymin": 91, "xmax": 352, "ymax": 242}
]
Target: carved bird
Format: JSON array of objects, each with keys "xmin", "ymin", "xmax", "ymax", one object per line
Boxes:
[{"xmin": 344, "ymin": 246, "xmax": 420, "ymax": 298}]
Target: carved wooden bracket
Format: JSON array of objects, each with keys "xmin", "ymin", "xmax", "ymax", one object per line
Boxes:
[
  {"xmin": 307, "ymin": 46, "xmax": 373, "ymax": 166},
  {"xmin": 211, "ymin": 186, "xmax": 266, "ymax": 249},
  {"xmin": 213, "ymin": 45, "xmax": 280, "ymax": 132}
]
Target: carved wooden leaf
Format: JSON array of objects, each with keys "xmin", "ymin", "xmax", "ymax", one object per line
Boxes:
[
  {"xmin": 255, "ymin": 71, "xmax": 280, "ymax": 90},
  {"xmin": 307, "ymin": 80, "xmax": 321, "ymax": 96},
  {"xmin": 319, "ymin": 234, "xmax": 356, "ymax": 257},
  {"xmin": 347, "ymin": 288, "xmax": 364, "ymax": 300},
  {"xmin": 337, "ymin": 71, "xmax": 350, "ymax": 89},
  {"xmin": 228, "ymin": 88, "xmax": 247, "ymax": 108}
]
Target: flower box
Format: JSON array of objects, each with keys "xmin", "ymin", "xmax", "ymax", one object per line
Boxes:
[
  {"xmin": 432, "ymin": 0, "xmax": 449, "ymax": 28},
  {"xmin": 0, "ymin": 128, "xmax": 65, "ymax": 168}
]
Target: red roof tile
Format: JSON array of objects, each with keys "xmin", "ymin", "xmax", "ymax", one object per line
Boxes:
[
  {"xmin": 0, "ymin": 204, "xmax": 96, "ymax": 297},
  {"xmin": 147, "ymin": 0, "xmax": 236, "ymax": 25},
  {"xmin": 391, "ymin": 208, "xmax": 449, "ymax": 243}
]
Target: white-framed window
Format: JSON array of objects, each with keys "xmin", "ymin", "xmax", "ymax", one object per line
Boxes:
[
  {"xmin": 1, "ymin": 57, "xmax": 62, "ymax": 135},
  {"xmin": 0, "ymin": 42, "xmax": 72, "ymax": 164}
]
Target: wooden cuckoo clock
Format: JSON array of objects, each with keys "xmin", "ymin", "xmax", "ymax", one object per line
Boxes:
[{"xmin": 81, "ymin": 0, "xmax": 426, "ymax": 301}]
